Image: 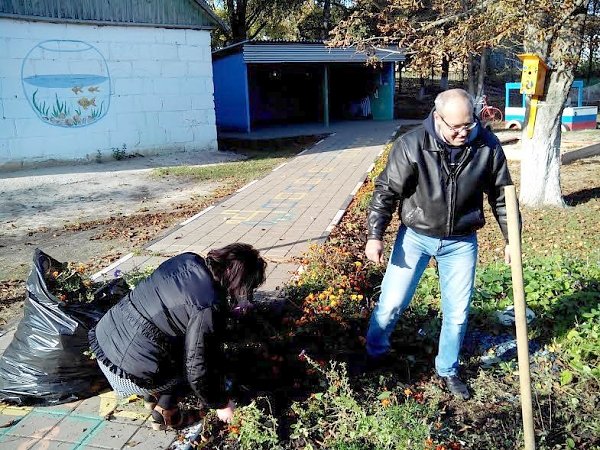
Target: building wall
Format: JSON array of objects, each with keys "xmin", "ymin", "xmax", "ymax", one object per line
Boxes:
[
  {"xmin": 212, "ymin": 53, "xmax": 250, "ymax": 132},
  {"xmin": 0, "ymin": 18, "xmax": 217, "ymax": 169}
]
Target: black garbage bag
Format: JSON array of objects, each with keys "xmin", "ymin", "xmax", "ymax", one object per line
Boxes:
[{"xmin": 0, "ymin": 249, "xmax": 130, "ymax": 405}]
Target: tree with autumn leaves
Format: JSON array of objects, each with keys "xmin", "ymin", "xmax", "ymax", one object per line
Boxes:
[
  {"xmin": 329, "ymin": 0, "xmax": 592, "ymax": 207},
  {"xmin": 208, "ymin": 0, "xmax": 354, "ymax": 46}
]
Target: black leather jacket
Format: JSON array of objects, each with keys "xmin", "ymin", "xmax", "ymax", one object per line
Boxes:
[
  {"xmin": 367, "ymin": 113, "xmax": 514, "ymax": 242},
  {"xmin": 89, "ymin": 253, "xmax": 228, "ymax": 408}
]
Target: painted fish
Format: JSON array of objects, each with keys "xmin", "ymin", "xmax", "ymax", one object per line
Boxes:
[
  {"xmin": 72, "ymin": 86, "xmax": 83, "ymax": 94},
  {"xmin": 88, "ymin": 86, "xmax": 100, "ymax": 93},
  {"xmin": 77, "ymin": 97, "xmax": 96, "ymax": 109}
]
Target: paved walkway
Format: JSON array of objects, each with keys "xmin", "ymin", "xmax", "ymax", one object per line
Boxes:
[{"xmin": 0, "ymin": 119, "xmax": 416, "ymax": 450}]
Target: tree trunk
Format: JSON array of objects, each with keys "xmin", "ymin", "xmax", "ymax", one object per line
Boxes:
[
  {"xmin": 467, "ymin": 54, "xmax": 475, "ymax": 96},
  {"xmin": 417, "ymin": 75, "xmax": 425, "ymax": 100},
  {"xmin": 476, "ymin": 48, "xmax": 487, "ymax": 100},
  {"xmin": 227, "ymin": 0, "xmax": 249, "ymax": 43},
  {"xmin": 519, "ymin": 3, "xmax": 590, "ymax": 207},
  {"xmin": 322, "ymin": 0, "xmax": 331, "ymax": 40},
  {"xmin": 398, "ymin": 62, "xmax": 403, "ymax": 93},
  {"xmin": 586, "ymin": 0, "xmax": 598, "ymax": 84},
  {"xmin": 519, "ymin": 87, "xmax": 566, "ymax": 207},
  {"xmin": 440, "ymin": 56, "xmax": 450, "ymax": 90}
]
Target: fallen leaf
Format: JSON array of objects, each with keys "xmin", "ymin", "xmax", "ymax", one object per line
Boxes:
[{"xmin": 0, "ymin": 418, "xmax": 20, "ymax": 428}]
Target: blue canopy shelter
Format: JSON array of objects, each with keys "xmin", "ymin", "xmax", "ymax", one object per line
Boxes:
[{"xmin": 212, "ymin": 40, "xmax": 405, "ymax": 133}]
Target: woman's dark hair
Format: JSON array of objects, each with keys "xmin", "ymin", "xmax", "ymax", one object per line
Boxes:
[{"xmin": 205, "ymin": 243, "xmax": 266, "ymax": 304}]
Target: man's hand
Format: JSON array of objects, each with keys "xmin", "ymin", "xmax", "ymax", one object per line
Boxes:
[
  {"xmin": 504, "ymin": 244, "xmax": 511, "ymax": 265},
  {"xmin": 216, "ymin": 400, "xmax": 235, "ymax": 423},
  {"xmin": 365, "ymin": 239, "xmax": 385, "ymax": 264}
]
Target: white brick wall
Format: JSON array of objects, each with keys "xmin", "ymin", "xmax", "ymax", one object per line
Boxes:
[{"xmin": 0, "ymin": 18, "xmax": 217, "ymax": 169}]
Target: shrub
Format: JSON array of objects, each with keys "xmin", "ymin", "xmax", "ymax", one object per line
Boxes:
[
  {"xmin": 289, "ymin": 354, "xmax": 435, "ymax": 450},
  {"xmin": 228, "ymin": 398, "xmax": 281, "ymax": 450},
  {"xmin": 468, "ymin": 255, "xmax": 600, "ymax": 378}
]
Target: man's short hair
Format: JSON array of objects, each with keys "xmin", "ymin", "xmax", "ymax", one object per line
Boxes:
[{"xmin": 434, "ymin": 89, "xmax": 474, "ymax": 115}]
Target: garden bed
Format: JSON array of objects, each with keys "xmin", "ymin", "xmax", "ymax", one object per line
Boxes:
[{"xmin": 203, "ymin": 149, "xmax": 600, "ymax": 449}]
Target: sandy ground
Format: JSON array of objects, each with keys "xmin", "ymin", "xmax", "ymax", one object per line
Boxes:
[
  {"xmin": 0, "ymin": 150, "xmax": 244, "ymax": 289},
  {"xmin": 1, "ymin": 151, "xmax": 244, "ymax": 231}
]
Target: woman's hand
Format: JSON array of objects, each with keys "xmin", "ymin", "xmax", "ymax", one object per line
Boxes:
[{"xmin": 216, "ymin": 400, "xmax": 235, "ymax": 423}]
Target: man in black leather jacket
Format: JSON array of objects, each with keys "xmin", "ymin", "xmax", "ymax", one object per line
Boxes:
[{"xmin": 365, "ymin": 89, "xmax": 515, "ymax": 400}]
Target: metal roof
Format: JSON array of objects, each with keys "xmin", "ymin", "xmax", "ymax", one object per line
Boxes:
[
  {"xmin": 0, "ymin": 0, "xmax": 226, "ymax": 30},
  {"xmin": 213, "ymin": 41, "xmax": 405, "ymax": 63}
]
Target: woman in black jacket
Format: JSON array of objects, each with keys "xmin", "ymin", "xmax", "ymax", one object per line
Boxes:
[{"xmin": 89, "ymin": 243, "xmax": 266, "ymax": 430}]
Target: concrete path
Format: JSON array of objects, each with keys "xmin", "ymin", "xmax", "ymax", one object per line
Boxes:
[{"xmin": 0, "ymin": 119, "xmax": 415, "ymax": 450}]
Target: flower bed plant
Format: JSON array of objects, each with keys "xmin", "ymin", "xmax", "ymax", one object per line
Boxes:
[{"xmin": 44, "ymin": 260, "xmax": 103, "ymax": 304}]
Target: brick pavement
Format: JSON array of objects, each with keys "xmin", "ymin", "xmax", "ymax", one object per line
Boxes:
[{"xmin": 0, "ymin": 119, "xmax": 417, "ymax": 450}]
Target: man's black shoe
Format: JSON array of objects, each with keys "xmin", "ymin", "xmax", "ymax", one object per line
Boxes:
[{"xmin": 440, "ymin": 375, "xmax": 471, "ymax": 400}]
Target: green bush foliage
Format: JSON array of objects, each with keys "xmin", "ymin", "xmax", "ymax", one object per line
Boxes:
[{"xmin": 289, "ymin": 355, "xmax": 434, "ymax": 450}]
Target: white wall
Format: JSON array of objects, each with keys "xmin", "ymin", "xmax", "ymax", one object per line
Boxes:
[{"xmin": 0, "ymin": 19, "xmax": 217, "ymax": 170}]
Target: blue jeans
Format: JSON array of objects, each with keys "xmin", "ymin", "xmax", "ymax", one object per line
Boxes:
[{"xmin": 366, "ymin": 226, "xmax": 478, "ymax": 377}]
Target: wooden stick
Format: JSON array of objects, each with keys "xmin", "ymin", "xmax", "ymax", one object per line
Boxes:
[{"xmin": 505, "ymin": 185, "xmax": 536, "ymax": 450}]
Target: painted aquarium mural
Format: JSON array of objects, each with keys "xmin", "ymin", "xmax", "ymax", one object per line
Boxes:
[{"xmin": 21, "ymin": 40, "xmax": 111, "ymax": 127}]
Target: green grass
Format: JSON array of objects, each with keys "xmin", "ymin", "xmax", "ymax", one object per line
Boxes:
[
  {"xmin": 152, "ymin": 136, "xmax": 324, "ymax": 185},
  {"xmin": 153, "ymin": 157, "xmax": 287, "ymax": 183}
]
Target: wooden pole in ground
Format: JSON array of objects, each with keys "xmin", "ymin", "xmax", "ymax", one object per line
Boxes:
[{"xmin": 505, "ymin": 185, "xmax": 535, "ymax": 450}]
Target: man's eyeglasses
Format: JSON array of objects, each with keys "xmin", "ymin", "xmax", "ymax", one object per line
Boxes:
[{"xmin": 438, "ymin": 114, "xmax": 477, "ymax": 134}]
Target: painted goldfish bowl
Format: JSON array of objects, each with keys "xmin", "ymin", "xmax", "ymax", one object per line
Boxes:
[{"xmin": 21, "ymin": 40, "xmax": 111, "ymax": 128}]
